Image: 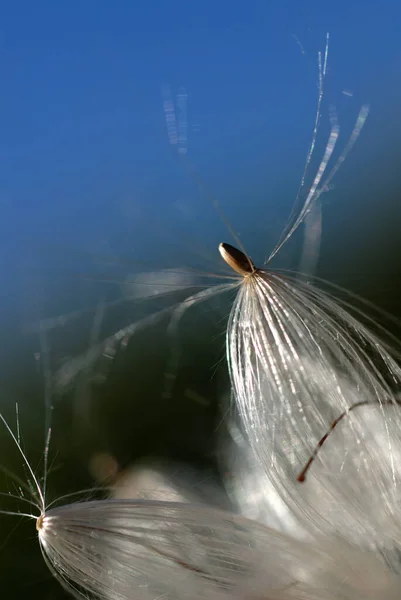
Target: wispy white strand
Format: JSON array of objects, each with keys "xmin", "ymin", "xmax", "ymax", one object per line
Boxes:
[
  {"xmin": 268, "ymin": 115, "xmax": 339, "ymax": 261},
  {"xmin": 52, "ymin": 305, "xmax": 175, "ymax": 391},
  {"xmin": 272, "ymin": 33, "xmax": 330, "ymax": 258},
  {"xmin": 269, "ymin": 102, "xmax": 369, "ymax": 261}
]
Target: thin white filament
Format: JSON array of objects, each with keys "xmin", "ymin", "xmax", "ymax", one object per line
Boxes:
[
  {"xmin": 52, "ymin": 305, "xmax": 175, "ymax": 391},
  {"xmin": 269, "ymin": 103, "xmax": 369, "ymax": 262},
  {"xmin": 274, "ymin": 33, "xmax": 329, "ymax": 254},
  {"xmin": 39, "ymin": 329, "xmax": 53, "ymax": 508},
  {"xmin": 269, "ymin": 115, "xmax": 339, "ymax": 261},
  {"xmin": 0, "ymin": 491, "xmax": 40, "ymax": 511},
  {"xmin": 0, "ymin": 412, "xmax": 45, "ymax": 512}
]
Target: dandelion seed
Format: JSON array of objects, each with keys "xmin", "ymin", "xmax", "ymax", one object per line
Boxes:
[
  {"xmin": 7, "ymin": 35, "xmax": 400, "ymax": 598},
  {"xmin": 145, "ymin": 40, "xmax": 399, "ymax": 556}
]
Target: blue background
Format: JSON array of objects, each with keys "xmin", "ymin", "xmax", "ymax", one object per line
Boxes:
[{"xmin": 0, "ymin": 0, "xmax": 400, "ymax": 314}]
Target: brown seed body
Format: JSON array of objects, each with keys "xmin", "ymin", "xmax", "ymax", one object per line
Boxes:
[{"xmin": 219, "ymin": 242, "xmax": 256, "ymax": 276}]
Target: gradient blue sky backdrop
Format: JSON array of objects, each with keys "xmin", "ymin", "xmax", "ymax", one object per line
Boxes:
[{"xmin": 1, "ymin": 1, "xmax": 401, "ymax": 321}]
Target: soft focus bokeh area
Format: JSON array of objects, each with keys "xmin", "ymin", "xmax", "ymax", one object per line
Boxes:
[{"xmin": 1, "ymin": 1, "xmax": 401, "ymax": 597}]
